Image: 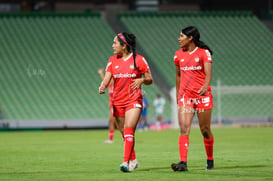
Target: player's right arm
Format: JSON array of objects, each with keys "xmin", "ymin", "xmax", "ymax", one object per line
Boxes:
[
  {"xmin": 99, "ymin": 72, "xmax": 112, "ymax": 94},
  {"xmin": 99, "ymin": 57, "xmax": 114, "ymax": 94},
  {"xmin": 174, "ymin": 52, "xmax": 180, "ymax": 104},
  {"xmin": 175, "ymin": 65, "xmax": 180, "ymax": 104}
]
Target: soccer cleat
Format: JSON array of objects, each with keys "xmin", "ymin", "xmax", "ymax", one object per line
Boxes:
[
  {"xmin": 129, "ymin": 159, "xmax": 139, "ymax": 171},
  {"xmin": 171, "ymin": 161, "xmax": 188, "ymax": 172},
  {"xmin": 103, "ymin": 140, "xmax": 114, "ymax": 144},
  {"xmin": 120, "ymin": 162, "xmax": 129, "ymax": 172},
  {"xmin": 206, "ymin": 160, "xmax": 214, "ymax": 170}
]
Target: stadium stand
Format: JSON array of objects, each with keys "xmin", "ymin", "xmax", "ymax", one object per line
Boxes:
[
  {"xmin": 0, "ymin": 12, "xmax": 170, "ymax": 125},
  {"xmin": 119, "ymin": 11, "xmax": 273, "ymax": 86},
  {"xmin": 119, "ymin": 11, "xmax": 273, "ymax": 120},
  {"xmin": 0, "ymin": 13, "xmax": 116, "ymax": 120},
  {"xmin": 1, "ymin": 11, "xmax": 272, "ymax": 127}
]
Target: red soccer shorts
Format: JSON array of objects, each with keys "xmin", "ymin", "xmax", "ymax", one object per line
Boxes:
[
  {"xmin": 113, "ymin": 100, "xmax": 143, "ymax": 117},
  {"xmin": 178, "ymin": 94, "xmax": 213, "ymax": 111}
]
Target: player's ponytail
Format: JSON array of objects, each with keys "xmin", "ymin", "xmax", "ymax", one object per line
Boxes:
[
  {"xmin": 117, "ymin": 32, "xmax": 137, "ymax": 69},
  {"xmin": 182, "ymin": 26, "xmax": 213, "ymax": 55},
  {"xmin": 132, "ymin": 45, "xmax": 137, "ymax": 69}
]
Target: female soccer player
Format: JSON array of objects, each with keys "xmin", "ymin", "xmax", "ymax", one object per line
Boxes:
[
  {"xmin": 99, "ymin": 32, "xmax": 153, "ymax": 172},
  {"xmin": 171, "ymin": 26, "xmax": 214, "ymax": 171},
  {"xmin": 97, "ymin": 68, "xmax": 116, "ymax": 144}
]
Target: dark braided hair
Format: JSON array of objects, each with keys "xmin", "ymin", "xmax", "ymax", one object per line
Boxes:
[
  {"xmin": 182, "ymin": 26, "xmax": 213, "ymax": 55},
  {"xmin": 117, "ymin": 32, "xmax": 137, "ymax": 69}
]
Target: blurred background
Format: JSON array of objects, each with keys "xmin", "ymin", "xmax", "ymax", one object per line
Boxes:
[{"xmin": 0, "ymin": 0, "xmax": 272, "ymax": 130}]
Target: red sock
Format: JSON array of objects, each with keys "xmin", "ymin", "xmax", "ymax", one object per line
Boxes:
[
  {"xmin": 179, "ymin": 135, "xmax": 189, "ymax": 162},
  {"xmin": 203, "ymin": 137, "xmax": 214, "ymax": 160},
  {"xmin": 109, "ymin": 129, "xmax": 115, "ymax": 141},
  {"xmin": 121, "ymin": 132, "xmax": 136, "ymax": 161},
  {"xmin": 123, "ymin": 127, "xmax": 135, "ymax": 163}
]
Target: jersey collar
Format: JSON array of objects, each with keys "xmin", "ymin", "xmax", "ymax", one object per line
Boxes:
[
  {"xmin": 123, "ymin": 53, "xmax": 133, "ymax": 62},
  {"xmin": 189, "ymin": 47, "xmax": 198, "ymax": 55}
]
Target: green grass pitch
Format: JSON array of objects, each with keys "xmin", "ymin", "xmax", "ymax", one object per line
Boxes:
[{"xmin": 0, "ymin": 127, "xmax": 273, "ymax": 181}]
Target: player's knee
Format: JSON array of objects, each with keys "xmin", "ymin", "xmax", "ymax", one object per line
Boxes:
[
  {"xmin": 180, "ymin": 126, "xmax": 190, "ymax": 135},
  {"xmin": 200, "ymin": 126, "xmax": 211, "ymax": 139}
]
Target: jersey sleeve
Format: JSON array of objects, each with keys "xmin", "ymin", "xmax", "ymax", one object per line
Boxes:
[
  {"xmin": 105, "ymin": 56, "xmax": 114, "ymax": 73},
  {"xmin": 174, "ymin": 51, "xmax": 180, "ymax": 66},
  {"xmin": 202, "ymin": 49, "xmax": 212, "ymax": 63},
  {"xmin": 137, "ymin": 56, "xmax": 150, "ymax": 74}
]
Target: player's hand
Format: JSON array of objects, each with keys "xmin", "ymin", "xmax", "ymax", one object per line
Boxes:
[
  {"xmin": 198, "ymin": 85, "xmax": 208, "ymax": 96},
  {"xmin": 98, "ymin": 68, "xmax": 104, "ymax": 74},
  {"xmin": 99, "ymin": 82, "xmax": 106, "ymax": 94},
  {"xmin": 99, "ymin": 86, "xmax": 105, "ymax": 94},
  {"xmin": 130, "ymin": 78, "xmax": 144, "ymax": 91}
]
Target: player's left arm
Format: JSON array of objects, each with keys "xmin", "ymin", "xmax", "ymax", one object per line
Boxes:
[
  {"xmin": 142, "ymin": 70, "xmax": 153, "ymax": 85},
  {"xmin": 130, "ymin": 70, "xmax": 153, "ymax": 91},
  {"xmin": 198, "ymin": 62, "xmax": 212, "ymax": 96},
  {"xmin": 130, "ymin": 57, "xmax": 153, "ymax": 90}
]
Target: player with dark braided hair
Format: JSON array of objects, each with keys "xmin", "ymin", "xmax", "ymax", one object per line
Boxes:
[
  {"xmin": 99, "ymin": 32, "xmax": 153, "ymax": 172},
  {"xmin": 171, "ymin": 26, "xmax": 214, "ymax": 172}
]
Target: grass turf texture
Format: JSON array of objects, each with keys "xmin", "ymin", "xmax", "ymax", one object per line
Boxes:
[{"xmin": 0, "ymin": 127, "xmax": 272, "ymax": 181}]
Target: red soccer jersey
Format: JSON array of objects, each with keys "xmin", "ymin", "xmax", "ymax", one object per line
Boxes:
[
  {"xmin": 106, "ymin": 53, "xmax": 150, "ymax": 106},
  {"xmin": 174, "ymin": 47, "xmax": 212, "ymax": 98}
]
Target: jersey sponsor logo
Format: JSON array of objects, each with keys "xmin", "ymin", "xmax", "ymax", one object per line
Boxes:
[
  {"xmin": 194, "ymin": 57, "xmax": 199, "ymax": 63},
  {"xmin": 113, "ymin": 73, "xmax": 136, "ymax": 78},
  {"xmin": 130, "ymin": 64, "xmax": 134, "ymax": 69},
  {"xmin": 181, "ymin": 66, "xmax": 202, "ymax": 71}
]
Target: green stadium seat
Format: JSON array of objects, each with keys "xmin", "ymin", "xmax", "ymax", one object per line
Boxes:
[
  {"xmin": 119, "ymin": 11, "xmax": 273, "ymax": 118},
  {"xmin": 0, "ymin": 13, "xmax": 115, "ymax": 119}
]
